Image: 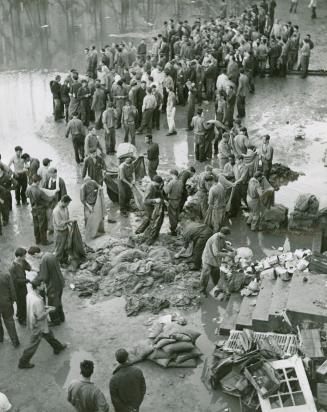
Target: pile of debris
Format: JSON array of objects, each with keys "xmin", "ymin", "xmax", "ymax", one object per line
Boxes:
[
  {"xmin": 269, "ymin": 163, "xmax": 300, "ymax": 191},
  {"xmin": 127, "ymin": 316, "xmax": 202, "ymax": 369},
  {"xmin": 289, "ymin": 193, "xmax": 320, "ymax": 231},
  {"xmin": 204, "ymin": 325, "xmax": 327, "ymax": 411},
  {"xmin": 70, "ymin": 236, "xmax": 202, "ymax": 315}
]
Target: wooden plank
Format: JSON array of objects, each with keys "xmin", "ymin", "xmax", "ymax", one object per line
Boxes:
[
  {"xmin": 317, "ymin": 383, "xmax": 327, "ymax": 407},
  {"xmin": 235, "ymin": 295, "xmax": 256, "ymax": 330},
  {"xmin": 268, "ymin": 277, "xmax": 292, "ymax": 330},
  {"xmin": 219, "ymin": 293, "xmax": 243, "ymax": 335},
  {"xmin": 252, "ymin": 277, "xmax": 276, "ymax": 332},
  {"xmin": 300, "ymin": 329, "xmax": 324, "ymax": 360},
  {"xmin": 286, "ymin": 271, "xmax": 327, "ymax": 324}
]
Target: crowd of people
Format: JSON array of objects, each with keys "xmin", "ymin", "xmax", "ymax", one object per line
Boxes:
[{"xmin": 0, "ymin": 0, "xmax": 318, "ymax": 411}]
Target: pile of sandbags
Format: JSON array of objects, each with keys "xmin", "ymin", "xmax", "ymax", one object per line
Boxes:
[
  {"xmin": 289, "ymin": 194, "xmax": 319, "ymax": 231},
  {"xmin": 146, "ymin": 322, "xmax": 202, "ymax": 368},
  {"xmin": 261, "ymin": 204, "xmax": 288, "ymax": 230}
]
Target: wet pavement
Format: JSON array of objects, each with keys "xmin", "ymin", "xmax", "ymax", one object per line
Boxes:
[{"xmin": 1, "ymin": 1, "xmax": 327, "ymax": 411}]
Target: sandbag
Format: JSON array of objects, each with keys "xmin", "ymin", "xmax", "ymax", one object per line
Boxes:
[
  {"xmin": 175, "ymin": 348, "xmax": 203, "ymax": 364},
  {"xmin": 162, "ymin": 342, "xmax": 195, "ymax": 355},
  {"xmin": 167, "ymin": 358, "xmax": 198, "ymax": 368},
  {"xmin": 147, "ymin": 349, "xmax": 171, "ymax": 360},
  {"xmin": 149, "ymin": 358, "xmax": 171, "ymax": 368},
  {"xmin": 294, "ymin": 193, "xmax": 319, "ymax": 214},
  {"xmin": 128, "ymin": 339, "xmax": 154, "ymax": 364},
  {"xmin": 170, "ymin": 333, "xmax": 192, "ymax": 343},
  {"xmin": 155, "ymin": 338, "xmax": 176, "ymax": 349}
]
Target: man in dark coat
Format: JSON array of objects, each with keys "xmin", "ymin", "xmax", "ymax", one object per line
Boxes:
[
  {"xmin": 0, "ymin": 164, "xmax": 16, "ymax": 227},
  {"xmin": 0, "ymin": 270, "xmax": 20, "ymax": 347},
  {"xmin": 77, "ymin": 79, "xmax": 91, "ymax": 127},
  {"xmin": 109, "ymin": 348, "xmax": 146, "ymax": 412},
  {"xmin": 82, "ymin": 149, "xmax": 105, "ymax": 186},
  {"xmin": 145, "ymin": 135, "xmax": 159, "ymax": 180},
  {"xmin": 35, "ymin": 253, "xmax": 65, "ymax": 326},
  {"xmin": 9, "ymin": 247, "xmax": 31, "ymax": 326},
  {"xmin": 91, "ymin": 82, "xmax": 107, "ymax": 130}
]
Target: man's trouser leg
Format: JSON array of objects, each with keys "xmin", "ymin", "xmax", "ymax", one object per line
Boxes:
[
  {"xmin": 20, "ymin": 173, "xmax": 28, "ymax": 204},
  {"xmin": 47, "ymin": 208, "xmax": 54, "ymax": 233},
  {"xmin": 168, "ymin": 199, "xmax": 180, "ymax": 233},
  {"xmin": 0, "ymin": 304, "xmax": 19, "ymax": 345},
  {"xmin": 148, "ymin": 159, "xmax": 159, "ymax": 180},
  {"xmin": 19, "ymin": 332, "xmax": 43, "ymax": 365},
  {"xmin": 200, "ymin": 264, "xmax": 212, "ymax": 292},
  {"xmin": 15, "ymin": 174, "xmax": 23, "ymax": 204},
  {"xmin": 129, "ymin": 124, "xmax": 136, "ymax": 146},
  {"xmin": 72, "ymin": 135, "xmax": 82, "ymax": 162},
  {"xmin": 198, "ymin": 135, "xmax": 205, "ymax": 162},
  {"xmin": 124, "ymin": 124, "xmax": 130, "ymax": 143},
  {"xmin": 54, "ymin": 229, "xmax": 69, "ymax": 264},
  {"xmin": 16, "ymin": 288, "xmax": 27, "ymax": 323},
  {"xmin": 105, "ymin": 128, "xmax": 116, "ymax": 154},
  {"xmin": 48, "ymin": 289, "xmax": 64, "ymax": 324},
  {"xmin": 39, "ymin": 208, "xmax": 48, "ymax": 244},
  {"xmin": 118, "ymin": 180, "xmax": 131, "ymax": 212},
  {"xmin": 94, "ymin": 110, "xmax": 103, "ymax": 130},
  {"xmin": 135, "ymin": 216, "xmax": 150, "ymax": 234}
]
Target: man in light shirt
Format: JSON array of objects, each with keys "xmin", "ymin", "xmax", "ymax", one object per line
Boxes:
[
  {"xmin": 137, "ymin": 87, "xmax": 156, "ymax": 135},
  {"xmin": 8, "ymin": 146, "xmax": 28, "ymax": 206},
  {"xmin": 53, "ymin": 195, "xmax": 73, "ymax": 265},
  {"xmin": 18, "ymin": 279, "xmax": 66, "ymax": 369}
]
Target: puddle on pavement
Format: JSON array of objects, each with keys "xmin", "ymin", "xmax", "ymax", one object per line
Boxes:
[{"xmin": 55, "ymin": 349, "xmax": 95, "ymax": 389}]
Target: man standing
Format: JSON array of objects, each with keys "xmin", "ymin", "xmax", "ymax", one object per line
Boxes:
[
  {"xmin": 82, "ymin": 149, "xmax": 105, "ymax": 186},
  {"xmin": 52, "ymin": 195, "xmax": 72, "ymax": 265},
  {"xmin": 91, "ymin": 82, "xmax": 107, "ymax": 130},
  {"xmin": 9, "ymin": 248, "xmax": 31, "ymax": 326},
  {"xmin": 18, "ymin": 279, "xmax": 66, "ymax": 369},
  {"xmin": 166, "ymin": 87, "xmax": 177, "ymax": 136},
  {"xmin": 200, "ymin": 227, "xmax": 234, "ymax": 296},
  {"xmin": 102, "ymin": 101, "xmax": 117, "ymax": 154},
  {"xmin": 109, "ymin": 348, "xmax": 146, "ymax": 412},
  {"xmin": 117, "ymin": 158, "xmax": 135, "ymax": 217},
  {"xmin": 179, "ymin": 166, "xmax": 196, "ymax": 211},
  {"xmin": 50, "ymin": 75, "xmax": 62, "ymax": 121},
  {"xmin": 164, "ymin": 169, "xmax": 183, "ymax": 236},
  {"xmin": 80, "ymin": 177, "xmax": 101, "ymax": 226},
  {"xmin": 135, "ymin": 81, "xmax": 146, "ymax": 128},
  {"xmin": 37, "ymin": 158, "xmax": 52, "ymax": 187},
  {"xmin": 191, "ymin": 108, "xmax": 207, "ymax": 162},
  {"xmin": 247, "ymin": 171, "xmax": 264, "ymax": 231},
  {"xmin": 299, "ymin": 38, "xmax": 311, "ymax": 78},
  {"xmin": 27, "ymin": 175, "xmax": 54, "ymax": 245},
  {"xmin": 112, "ymin": 80, "xmax": 127, "ymax": 129},
  {"xmin": 137, "ymin": 87, "xmax": 156, "ymax": 135},
  {"xmin": 0, "ymin": 270, "xmax": 20, "ymax": 347},
  {"xmin": 205, "ymin": 178, "xmax": 227, "ymax": 233},
  {"xmin": 8, "ymin": 146, "xmax": 28, "ymax": 206},
  {"xmin": 0, "ymin": 164, "xmax": 15, "ymax": 227},
  {"xmin": 145, "ymin": 135, "xmax": 159, "ymax": 180},
  {"xmin": 218, "ymin": 133, "xmax": 232, "ymax": 170},
  {"xmin": 122, "ymin": 100, "xmax": 138, "ymax": 145},
  {"xmin": 151, "ymin": 85, "xmax": 162, "ymax": 131},
  {"xmin": 260, "ymin": 135, "xmax": 274, "ymax": 177},
  {"xmin": 66, "ymin": 112, "xmax": 86, "ymax": 164},
  {"xmin": 68, "ymin": 360, "xmax": 109, "ymax": 412},
  {"xmin": 236, "ymin": 69, "xmax": 250, "ymax": 118},
  {"xmin": 77, "ymin": 79, "xmax": 91, "ymax": 126},
  {"xmin": 36, "ymin": 253, "xmax": 65, "ymax": 326},
  {"xmin": 308, "ymin": 0, "xmax": 317, "ymax": 18},
  {"xmin": 84, "ymin": 127, "xmax": 103, "ymax": 158}
]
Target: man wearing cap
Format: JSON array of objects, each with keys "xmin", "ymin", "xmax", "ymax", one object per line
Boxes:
[
  {"xmin": 66, "ymin": 112, "xmax": 86, "ymax": 164},
  {"xmin": 52, "ymin": 195, "xmax": 73, "ymax": 265},
  {"xmin": 37, "ymin": 158, "xmax": 52, "ymax": 187},
  {"xmin": 68, "ymin": 360, "xmax": 109, "ymax": 412},
  {"xmin": 8, "ymin": 146, "xmax": 28, "ymax": 206},
  {"xmin": 18, "ymin": 279, "xmax": 66, "ymax": 369},
  {"xmin": 26, "ymin": 174, "xmax": 54, "ymax": 246},
  {"xmin": 9, "ymin": 247, "xmax": 31, "ymax": 326},
  {"xmin": 122, "ymin": 100, "xmax": 138, "ymax": 145},
  {"xmin": 102, "ymin": 101, "xmax": 117, "ymax": 154},
  {"xmin": 109, "ymin": 348, "xmax": 146, "ymax": 412},
  {"xmin": 0, "ymin": 270, "xmax": 20, "ymax": 347},
  {"xmin": 200, "ymin": 228, "xmax": 235, "ymax": 296}
]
